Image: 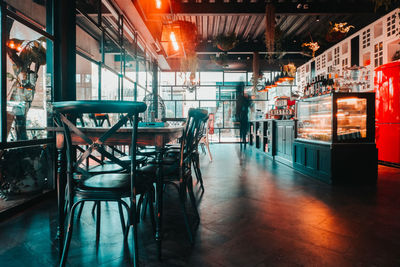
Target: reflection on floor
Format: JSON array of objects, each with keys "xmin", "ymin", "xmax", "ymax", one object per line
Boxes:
[{"xmin": 1, "ymin": 144, "xmax": 400, "ymax": 266}]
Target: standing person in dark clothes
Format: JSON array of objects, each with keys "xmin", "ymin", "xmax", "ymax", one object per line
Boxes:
[{"xmin": 236, "ymin": 82, "xmax": 251, "ymax": 146}]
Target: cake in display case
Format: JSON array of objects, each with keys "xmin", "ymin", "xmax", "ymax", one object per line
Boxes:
[{"xmin": 296, "ymin": 92, "xmax": 375, "ymax": 143}]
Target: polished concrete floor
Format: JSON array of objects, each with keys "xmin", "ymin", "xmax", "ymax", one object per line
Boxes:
[{"xmin": 1, "ymin": 144, "xmax": 400, "ymax": 266}]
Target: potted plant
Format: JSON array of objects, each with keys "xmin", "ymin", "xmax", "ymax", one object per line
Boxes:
[
  {"xmin": 326, "ymin": 22, "xmax": 354, "ymax": 43},
  {"xmin": 214, "ymin": 33, "xmax": 238, "ymax": 52}
]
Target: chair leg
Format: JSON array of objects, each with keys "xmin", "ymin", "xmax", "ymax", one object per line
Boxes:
[
  {"xmin": 193, "ymin": 156, "xmax": 204, "ymax": 191},
  {"xmin": 60, "ymin": 201, "xmax": 81, "ymax": 267},
  {"xmin": 96, "ymin": 201, "xmax": 101, "ymax": 243},
  {"xmin": 187, "ymin": 175, "xmax": 200, "ymax": 219},
  {"xmin": 141, "ymin": 194, "xmax": 149, "ymax": 220},
  {"xmin": 206, "ymin": 139, "xmax": 212, "ymax": 161},
  {"xmin": 148, "ymin": 190, "xmax": 156, "ymax": 235},
  {"xmin": 136, "ymin": 194, "xmax": 145, "ymax": 224},
  {"xmin": 177, "ymin": 184, "xmax": 194, "ymax": 244},
  {"xmin": 130, "ymin": 198, "xmax": 139, "ymax": 267},
  {"xmin": 91, "ymin": 201, "xmax": 98, "ymax": 216},
  {"xmin": 77, "ymin": 202, "xmax": 84, "ymax": 219},
  {"xmin": 118, "ymin": 201, "xmax": 126, "ymax": 235}
]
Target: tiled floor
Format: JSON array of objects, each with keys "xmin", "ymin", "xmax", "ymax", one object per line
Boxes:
[{"xmin": 1, "ymin": 144, "xmax": 400, "ymax": 266}]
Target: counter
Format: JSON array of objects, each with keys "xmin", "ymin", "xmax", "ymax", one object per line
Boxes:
[
  {"xmin": 249, "ymin": 93, "xmax": 378, "ymax": 185},
  {"xmin": 249, "ymin": 119, "xmax": 296, "ymax": 166}
]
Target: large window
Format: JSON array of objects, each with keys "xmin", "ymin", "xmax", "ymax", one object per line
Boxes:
[
  {"xmin": 75, "ymin": 0, "xmax": 152, "ymax": 102},
  {"xmin": 1, "ymin": 0, "xmax": 54, "ymax": 211},
  {"xmin": 159, "ymin": 71, "xmax": 297, "ymax": 143}
]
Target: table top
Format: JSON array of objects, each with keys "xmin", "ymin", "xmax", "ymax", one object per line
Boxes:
[{"xmin": 50, "ymin": 126, "xmax": 184, "ymax": 147}]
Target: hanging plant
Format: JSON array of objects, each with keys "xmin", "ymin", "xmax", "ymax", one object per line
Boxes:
[
  {"xmin": 180, "ymin": 50, "xmax": 199, "ymax": 92},
  {"xmin": 265, "ymin": 3, "xmax": 276, "ymax": 54},
  {"xmin": 326, "ymin": 22, "xmax": 354, "ymax": 43},
  {"xmin": 214, "ymin": 33, "xmax": 238, "ymax": 52},
  {"xmin": 302, "ymin": 41, "xmax": 320, "ymax": 58}
]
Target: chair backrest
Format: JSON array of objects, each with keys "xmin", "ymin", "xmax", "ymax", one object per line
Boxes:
[
  {"xmin": 179, "ymin": 108, "xmax": 208, "ymax": 166},
  {"xmin": 52, "ymin": 100, "xmax": 147, "ymax": 195}
]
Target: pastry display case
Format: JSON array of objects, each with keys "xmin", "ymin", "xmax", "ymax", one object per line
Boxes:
[{"xmin": 296, "ymin": 92, "xmax": 375, "ymax": 143}]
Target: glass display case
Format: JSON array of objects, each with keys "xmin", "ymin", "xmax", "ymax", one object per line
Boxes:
[{"xmin": 296, "ymin": 92, "xmax": 375, "ymax": 143}]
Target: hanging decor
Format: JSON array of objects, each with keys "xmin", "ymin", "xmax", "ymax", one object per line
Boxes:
[
  {"xmin": 326, "ymin": 22, "xmax": 354, "ymax": 42},
  {"xmin": 180, "ymin": 54, "xmax": 199, "ymax": 93},
  {"xmin": 265, "ymin": 3, "xmax": 276, "ymax": 59},
  {"xmin": 251, "ymin": 52, "xmax": 265, "ymax": 93},
  {"xmin": 214, "ymin": 33, "xmax": 238, "ymax": 52},
  {"xmin": 210, "ymin": 52, "xmax": 229, "ymax": 68},
  {"xmin": 302, "ymin": 41, "xmax": 320, "ymax": 58},
  {"xmin": 6, "ymin": 37, "xmax": 46, "ymax": 140},
  {"xmin": 161, "ymin": 20, "xmax": 199, "ymax": 92}
]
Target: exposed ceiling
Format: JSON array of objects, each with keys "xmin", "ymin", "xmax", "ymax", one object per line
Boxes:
[{"xmin": 134, "ymin": 0, "xmax": 393, "ymax": 70}]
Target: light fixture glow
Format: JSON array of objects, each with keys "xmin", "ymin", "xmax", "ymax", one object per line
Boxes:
[
  {"xmin": 170, "ymin": 31, "xmax": 179, "ymax": 51},
  {"xmin": 156, "ymin": 0, "xmax": 162, "ymax": 9}
]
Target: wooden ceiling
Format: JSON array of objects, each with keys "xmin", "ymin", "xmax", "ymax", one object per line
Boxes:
[{"xmin": 135, "ymin": 0, "xmax": 390, "ymax": 69}]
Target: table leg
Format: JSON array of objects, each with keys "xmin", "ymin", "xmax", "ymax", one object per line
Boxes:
[
  {"xmin": 155, "ymin": 146, "xmax": 163, "ymax": 260},
  {"xmin": 56, "ymin": 147, "xmax": 66, "ymax": 258}
]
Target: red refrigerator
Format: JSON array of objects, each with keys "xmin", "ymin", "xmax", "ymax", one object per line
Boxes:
[{"xmin": 374, "ymin": 61, "xmax": 400, "ymax": 165}]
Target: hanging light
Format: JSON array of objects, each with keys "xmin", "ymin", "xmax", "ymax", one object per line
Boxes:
[
  {"xmin": 169, "ymin": 31, "xmax": 179, "ymax": 51},
  {"xmin": 155, "ymin": 0, "xmax": 162, "ymax": 9}
]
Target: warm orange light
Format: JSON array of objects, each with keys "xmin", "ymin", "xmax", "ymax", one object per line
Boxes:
[
  {"xmin": 155, "ymin": 0, "xmax": 161, "ymax": 9},
  {"xmin": 170, "ymin": 31, "xmax": 179, "ymax": 51},
  {"xmin": 8, "ymin": 41, "xmax": 15, "ymax": 49}
]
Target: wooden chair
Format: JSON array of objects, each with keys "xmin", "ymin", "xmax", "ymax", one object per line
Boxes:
[
  {"xmin": 53, "ymin": 101, "xmax": 153, "ymax": 267},
  {"xmin": 139, "ymin": 108, "xmax": 208, "ymax": 245}
]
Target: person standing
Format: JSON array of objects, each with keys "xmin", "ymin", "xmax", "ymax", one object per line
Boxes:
[{"xmin": 236, "ymin": 83, "xmax": 251, "ymax": 145}]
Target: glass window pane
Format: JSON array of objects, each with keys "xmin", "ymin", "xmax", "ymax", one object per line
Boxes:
[
  {"xmin": 164, "ymin": 101, "xmax": 175, "ymax": 118},
  {"xmin": 6, "ymin": 0, "xmax": 47, "ymax": 28},
  {"xmin": 200, "ymin": 72, "xmax": 223, "ymax": 85},
  {"xmin": 224, "ymin": 72, "xmax": 246, "ymax": 83},
  {"xmin": 220, "ymin": 129, "xmax": 240, "ymax": 143},
  {"xmin": 197, "ymin": 86, "xmax": 217, "ymax": 100},
  {"xmin": 220, "ymin": 86, "xmax": 238, "ymax": 100},
  {"xmin": 176, "ymin": 72, "xmax": 199, "ymax": 86},
  {"xmin": 101, "ymin": 68, "xmax": 118, "ymax": 100},
  {"xmin": 138, "ymin": 61, "xmax": 146, "ymax": 87},
  {"xmin": 160, "ymin": 86, "xmax": 172, "ymax": 100},
  {"xmin": 160, "ymin": 72, "xmax": 175, "ymax": 86},
  {"xmin": 104, "ymin": 34, "xmax": 122, "ymax": 73},
  {"xmin": 122, "ymin": 78, "xmax": 134, "ymax": 101},
  {"xmin": 76, "ymin": 55, "xmax": 99, "ymax": 100},
  {"xmin": 175, "ymin": 101, "xmax": 199, "ymax": 118},
  {"xmin": 223, "ymin": 101, "xmax": 238, "ymax": 128},
  {"xmin": 76, "ymin": 25, "xmax": 101, "ymax": 62},
  {"xmin": 124, "ymin": 52, "xmax": 136, "ymax": 82},
  {"xmin": 137, "ymin": 86, "xmax": 147, "ymax": 102},
  {"xmin": 6, "ymin": 18, "xmax": 51, "ymax": 141}
]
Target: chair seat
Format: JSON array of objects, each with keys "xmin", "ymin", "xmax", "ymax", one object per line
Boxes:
[
  {"xmin": 88, "ymin": 163, "xmax": 125, "ymax": 174},
  {"xmin": 138, "ymin": 146, "xmax": 157, "ymax": 156},
  {"xmin": 147, "ymin": 156, "xmax": 178, "ymax": 165},
  {"xmin": 105, "ymin": 155, "xmax": 147, "ymax": 165},
  {"xmin": 138, "ymin": 164, "xmax": 179, "ymax": 177},
  {"xmin": 80, "ymin": 173, "xmax": 152, "ymax": 194}
]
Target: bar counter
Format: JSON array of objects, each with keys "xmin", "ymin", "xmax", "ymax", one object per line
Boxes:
[{"xmin": 249, "ymin": 93, "xmax": 378, "ymax": 185}]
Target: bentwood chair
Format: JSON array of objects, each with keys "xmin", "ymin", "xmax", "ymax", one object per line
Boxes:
[
  {"xmin": 53, "ymin": 101, "xmax": 153, "ymax": 267},
  {"xmin": 140, "ymin": 108, "xmax": 208, "ymax": 244}
]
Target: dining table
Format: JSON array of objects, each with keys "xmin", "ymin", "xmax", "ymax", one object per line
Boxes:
[{"xmin": 53, "ymin": 125, "xmax": 184, "ymax": 259}]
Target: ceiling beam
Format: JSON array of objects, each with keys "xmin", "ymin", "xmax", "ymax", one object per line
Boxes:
[{"xmin": 167, "ymin": 1, "xmax": 377, "ymax": 15}]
